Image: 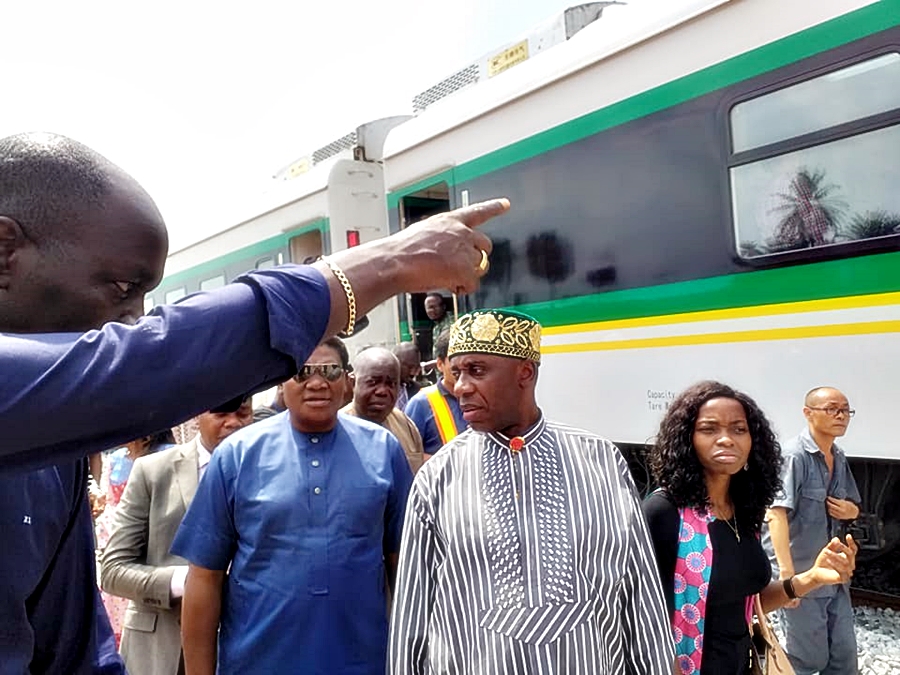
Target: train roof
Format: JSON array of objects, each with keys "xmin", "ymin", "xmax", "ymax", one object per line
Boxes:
[
  {"xmin": 167, "ymin": 156, "xmax": 332, "ymax": 249},
  {"xmin": 382, "ymin": 0, "xmax": 734, "ymax": 163},
  {"xmin": 167, "ymin": 1, "xmax": 729, "ymax": 260}
]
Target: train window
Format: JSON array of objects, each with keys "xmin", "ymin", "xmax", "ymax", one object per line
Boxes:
[
  {"xmin": 256, "ymin": 257, "xmax": 275, "ymax": 269},
  {"xmin": 200, "ymin": 274, "xmax": 226, "ymax": 291},
  {"xmin": 731, "ymin": 53, "xmax": 900, "ymax": 153},
  {"xmin": 732, "ymin": 125, "xmax": 900, "ymax": 257},
  {"xmin": 165, "ymin": 287, "xmax": 186, "ymax": 304},
  {"xmin": 730, "ymin": 54, "xmax": 900, "ymax": 260}
]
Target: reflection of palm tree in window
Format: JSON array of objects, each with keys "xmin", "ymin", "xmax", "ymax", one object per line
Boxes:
[
  {"xmin": 841, "ymin": 210, "xmax": 900, "ymax": 240},
  {"xmin": 768, "ymin": 168, "xmax": 846, "ymax": 251},
  {"xmin": 526, "ymin": 232, "xmax": 573, "ymax": 300}
]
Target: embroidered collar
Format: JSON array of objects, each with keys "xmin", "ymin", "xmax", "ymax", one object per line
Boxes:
[{"xmin": 488, "ymin": 414, "xmax": 546, "ymax": 454}]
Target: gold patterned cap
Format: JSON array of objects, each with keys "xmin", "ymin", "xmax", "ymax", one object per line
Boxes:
[{"xmin": 448, "ymin": 309, "xmax": 541, "ymax": 363}]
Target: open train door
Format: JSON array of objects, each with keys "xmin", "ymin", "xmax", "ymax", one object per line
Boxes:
[
  {"xmin": 327, "ymin": 158, "xmax": 399, "ymax": 354},
  {"xmin": 325, "ymin": 116, "xmax": 411, "ymax": 355},
  {"xmin": 397, "ymin": 181, "xmax": 453, "ymax": 361}
]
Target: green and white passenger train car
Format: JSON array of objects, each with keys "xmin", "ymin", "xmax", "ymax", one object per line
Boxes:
[
  {"xmin": 151, "ymin": 116, "xmax": 410, "ymax": 354},
  {"xmin": 152, "ymin": 0, "xmax": 900, "ymax": 581}
]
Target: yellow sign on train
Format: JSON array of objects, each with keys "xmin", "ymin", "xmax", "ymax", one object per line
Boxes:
[{"xmin": 488, "ymin": 40, "xmax": 529, "ymax": 77}]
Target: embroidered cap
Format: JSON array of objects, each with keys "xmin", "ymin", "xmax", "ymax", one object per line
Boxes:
[{"xmin": 447, "ymin": 309, "xmax": 541, "ymax": 363}]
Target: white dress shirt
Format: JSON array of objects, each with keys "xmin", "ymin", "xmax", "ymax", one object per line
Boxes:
[{"xmin": 171, "ymin": 435, "xmax": 212, "ymax": 599}]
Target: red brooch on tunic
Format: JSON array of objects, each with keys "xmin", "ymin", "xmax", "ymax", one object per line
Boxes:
[{"xmin": 509, "ymin": 436, "xmax": 525, "ymax": 454}]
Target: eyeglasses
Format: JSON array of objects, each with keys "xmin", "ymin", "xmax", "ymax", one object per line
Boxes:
[
  {"xmin": 294, "ymin": 364, "xmax": 345, "ymax": 383},
  {"xmin": 807, "ymin": 406, "xmax": 855, "ymax": 418}
]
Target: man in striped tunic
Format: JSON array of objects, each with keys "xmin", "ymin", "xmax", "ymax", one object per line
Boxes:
[{"xmin": 389, "ymin": 309, "xmax": 674, "ymax": 674}]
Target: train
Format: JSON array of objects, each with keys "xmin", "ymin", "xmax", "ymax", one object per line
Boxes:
[{"xmin": 151, "ymin": 0, "xmax": 900, "ymax": 590}]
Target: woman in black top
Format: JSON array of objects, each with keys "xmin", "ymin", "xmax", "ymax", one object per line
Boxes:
[{"xmin": 642, "ymin": 381, "xmax": 856, "ymax": 675}]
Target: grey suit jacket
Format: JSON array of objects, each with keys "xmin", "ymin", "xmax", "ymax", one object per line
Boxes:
[{"xmin": 100, "ymin": 438, "xmax": 201, "ymax": 675}]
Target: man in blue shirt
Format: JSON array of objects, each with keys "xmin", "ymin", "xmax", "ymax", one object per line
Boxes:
[
  {"xmin": 405, "ymin": 330, "xmax": 467, "ymax": 457},
  {"xmin": 0, "ymin": 132, "xmax": 504, "ymax": 673},
  {"xmin": 173, "ymin": 337, "xmax": 413, "ymax": 674},
  {"xmin": 0, "ymin": 132, "xmax": 170, "ymax": 674},
  {"xmin": 764, "ymin": 386, "xmax": 862, "ymax": 675}
]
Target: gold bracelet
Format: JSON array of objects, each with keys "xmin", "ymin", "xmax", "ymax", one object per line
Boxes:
[{"xmin": 322, "ymin": 257, "xmax": 356, "ymax": 336}]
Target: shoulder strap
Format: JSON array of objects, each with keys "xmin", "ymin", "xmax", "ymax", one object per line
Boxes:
[{"xmin": 424, "ymin": 385, "xmax": 459, "ymax": 444}]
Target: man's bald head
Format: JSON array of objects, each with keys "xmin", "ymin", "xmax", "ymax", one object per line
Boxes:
[
  {"xmin": 352, "ymin": 347, "xmax": 401, "ymax": 424},
  {"xmin": 803, "ymin": 386, "xmax": 853, "ymax": 441},
  {"xmin": 0, "ymin": 132, "xmax": 168, "ymax": 332},
  {"xmin": 804, "ymin": 386, "xmax": 845, "ymax": 407},
  {"xmin": 355, "ymin": 347, "xmax": 400, "ymax": 380},
  {"xmin": 1, "ymin": 133, "xmax": 134, "ymax": 247}
]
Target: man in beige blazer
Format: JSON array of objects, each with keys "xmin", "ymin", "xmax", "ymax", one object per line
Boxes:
[{"xmin": 100, "ymin": 395, "xmax": 253, "ymax": 675}]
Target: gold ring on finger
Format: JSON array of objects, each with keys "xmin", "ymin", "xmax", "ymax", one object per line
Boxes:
[{"xmin": 478, "ymin": 249, "xmax": 489, "ymax": 272}]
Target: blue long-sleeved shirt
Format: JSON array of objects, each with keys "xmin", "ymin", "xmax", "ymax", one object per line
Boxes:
[
  {"xmin": 0, "ymin": 264, "xmax": 330, "ymax": 673},
  {"xmin": 0, "ymin": 460, "xmax": 122, "ymax": 674},
  {"xmin": 1, "ymin": 265, "xmax": 330, "ymax": 472},
  {"xmin": 172, "ymin": 414, "xmax": 413, "ymax": 674}
]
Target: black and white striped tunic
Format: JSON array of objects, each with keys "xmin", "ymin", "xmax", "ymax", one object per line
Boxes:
[{"xmin": 388, "ymin": 417, "xmax": 674, "ymax": 674}]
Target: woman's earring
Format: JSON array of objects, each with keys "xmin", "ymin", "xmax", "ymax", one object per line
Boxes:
[{"xmin": 743, "ymin": 462, "xmax": 749, "ymax": 471}]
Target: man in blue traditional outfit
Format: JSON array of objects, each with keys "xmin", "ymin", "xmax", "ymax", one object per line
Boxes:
[
  {"xmin": 389, "ymin": 309, "xmax": 674, "ymax": 674},
  {"xmin": 172, "ymin": 336, "xmax": 413, "ymax": 674},
  {"xmin": 0, "ymin": 131, "xmax": 505, "ymax": 673}
]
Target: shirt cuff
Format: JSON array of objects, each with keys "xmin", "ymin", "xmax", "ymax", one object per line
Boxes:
[
  {"xmin": 170, "ymin": 566, "xmax": 190, "ymax": 599},
  {"xmin": 235, "ymin": 265, "xmax": 330, "ymax": 366}
]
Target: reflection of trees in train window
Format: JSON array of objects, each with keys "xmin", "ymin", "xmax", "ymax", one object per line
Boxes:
[
  {"xmin": 733, "ymin": 124, "xmax": 900, "ymax": 259},
  {"xmin": 740, "ymin": 168, "xmax": 846, "ymax": 255},
  {"xmin": 731, "ymin": 52, "xmax": 900, "ymax": 260},
  {"xmin": 526, "ymin": 232, "xmax": 573, "ymax": 300},
  {"xmin": 478, "ymin": 238, "xmax": 513, "ymax": 298},
  {"xmin": 472, "ymin": 218, "xmax": 618, "ymax": 310}
]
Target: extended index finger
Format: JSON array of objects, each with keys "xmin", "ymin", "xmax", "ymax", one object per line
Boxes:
[{"xmin": 450, "ymin": 198, "xmax": 511, "ymax": 232}]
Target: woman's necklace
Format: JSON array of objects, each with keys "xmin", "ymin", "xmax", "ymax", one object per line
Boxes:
[
  {"xmin": 713, "ymin": 503, "xmax": 740, "ymax": 542},
  {"xmin": 721, "ymin": 510, "xmax": 740, "ymax": 542}
]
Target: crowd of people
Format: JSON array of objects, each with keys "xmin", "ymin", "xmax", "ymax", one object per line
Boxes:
[
  {"xmin": 0, "ymin": 132, "xmax": 863, "ymax": 675},
  {"xmin": 85, "ymin": 311, "xmax": 861, "ymax": 675}
]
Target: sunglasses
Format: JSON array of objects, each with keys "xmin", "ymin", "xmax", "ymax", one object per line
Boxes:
[{"xmin": 294, "ymin": 363, "xmax": 345, "ymax": 383}]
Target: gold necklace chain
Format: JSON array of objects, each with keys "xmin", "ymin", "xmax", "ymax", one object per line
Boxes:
[
  {"xmin": 712, "ymin": 503, "xmax": 740, "ymax": 542},
  {"xmin": 722, "ymin": 511, "xmax": 740, "ymax": 542}
]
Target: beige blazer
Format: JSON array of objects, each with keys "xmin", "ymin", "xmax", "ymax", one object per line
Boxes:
[
  {"xmin": 100, "ymin": 438, "xmax": 201, "ymax": 675},
  {"xmin": 341, "ymin": 403, "xmax": 425, "ymax": 473}
]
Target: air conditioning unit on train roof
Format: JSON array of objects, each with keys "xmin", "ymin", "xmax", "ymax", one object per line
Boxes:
[
  {"xmin": 411, "ymin": 2, "xmax": 626, "ymax": 113},
  {"xmin": 272, "ymin": 115, "xmax": 413, "ymax": 181}
]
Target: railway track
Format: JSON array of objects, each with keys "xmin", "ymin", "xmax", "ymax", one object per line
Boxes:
[{"xmin": 851, "ymin": 587, "xmax": 900, "ymax": 610}]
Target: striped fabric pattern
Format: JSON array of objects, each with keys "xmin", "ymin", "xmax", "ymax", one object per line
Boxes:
[{"xmin": 389, "ymin": 417, "xmax": 674, "ymax": 674}]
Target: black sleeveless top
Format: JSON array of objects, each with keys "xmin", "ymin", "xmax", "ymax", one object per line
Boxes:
[{"xmin": 643, "ymin": 491, "xmax": 771, "ymax": 675}]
